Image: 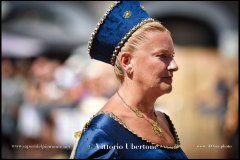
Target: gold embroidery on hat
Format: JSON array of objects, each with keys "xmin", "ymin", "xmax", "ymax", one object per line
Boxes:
[
  {"xmin": 123, "ymin": 10, "xmax": 132, "ymax": 18},
  {"xmin": 140, "ymin": 5, "xmax": 145, "ymax": 10},
  {"xmin": 87, "ymin": 1, "xmax": 159, "ymax": 66}
]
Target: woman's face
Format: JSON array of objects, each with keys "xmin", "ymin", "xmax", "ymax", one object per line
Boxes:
[{"xmin": 131, "ymin": 30, "xmax": 178, "ymax": 95}]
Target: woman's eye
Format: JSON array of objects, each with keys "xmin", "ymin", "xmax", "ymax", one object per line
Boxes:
[
  {"xmin": 159, "ymin": 54, "xmax": 169, "ymax": 59},
  {"xmin": 158, "ymin": 54, "xmax": 175, "ymax": 61}
]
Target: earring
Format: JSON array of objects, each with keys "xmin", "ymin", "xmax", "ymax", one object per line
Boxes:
[{"xmin": 128, "ymin": 67, "xmax": 133, "ymax": 74}]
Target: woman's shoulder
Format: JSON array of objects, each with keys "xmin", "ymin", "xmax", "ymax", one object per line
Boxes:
[
  {"xmin": 77, "ymin": 111, "xmax": 126, "ymax": 138},
  {"xmin": 80, "ymin": 112, "xmax": 117, "ymax": 132},
  {"xmin": 71, "ymin": 112, "xmax": 120, "ymax": 159}
]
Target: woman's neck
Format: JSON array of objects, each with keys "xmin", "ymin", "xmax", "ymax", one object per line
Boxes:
[{"xmin": 118, "ymin": 82, "xmax": 158, "ymax": 118}]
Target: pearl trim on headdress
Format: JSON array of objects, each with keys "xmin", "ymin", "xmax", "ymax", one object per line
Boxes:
[{"xmin": 110, "ymin": 18, "xmax": 157, "ymax": 65}]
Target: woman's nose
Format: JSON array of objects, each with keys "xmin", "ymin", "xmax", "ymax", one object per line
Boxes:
[{"xmin": 167, "ymin": 59, "xmax": 178, "ymax": 72}]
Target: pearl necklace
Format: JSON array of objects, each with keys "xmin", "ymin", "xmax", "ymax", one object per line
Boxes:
[{"xmin": 117, "ymin": 91, "xmax": 164, "ymax": 138}]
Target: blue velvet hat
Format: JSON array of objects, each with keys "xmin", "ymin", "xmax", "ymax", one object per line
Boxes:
[{"xmin": 88, "ymin": 1, "xmax": 157, "ymax": 65}]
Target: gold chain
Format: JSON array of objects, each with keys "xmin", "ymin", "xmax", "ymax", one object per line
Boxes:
[{"xmin": 117, "ymin": 91, "xmax": 164, "ymax": 138}]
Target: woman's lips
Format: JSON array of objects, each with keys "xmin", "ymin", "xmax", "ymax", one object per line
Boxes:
[{"xmin": 162, "ymin": 77, "xmax": 173, "ymax": 83}]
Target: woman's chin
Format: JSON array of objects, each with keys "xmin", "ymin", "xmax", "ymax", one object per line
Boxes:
[
  {"xmin": 160, "ymin": 85, "xmax": 172, "ymax": 94},
  {"xmin": 165, "ymin": 87, "xmax": 172, "ymax": 94},
  {"xmin": 151, "ymin": 85, "xmax": 172, "ymax": 96}
]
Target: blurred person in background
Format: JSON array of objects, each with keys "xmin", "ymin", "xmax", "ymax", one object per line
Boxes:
[
  {"xmin": 70, "ymin": 1, "xmax": 187, "ymax": 159},
  {"xmin": 222, "ymin": 79, "xmax": 239, "ymax": 158},
  {"xmin": 2, "ymin": 58, "xmax": 23, "ymax": 158},
  {"xmin": 15, "ymin": 56, "xmax": 67, "ymax": 158}
]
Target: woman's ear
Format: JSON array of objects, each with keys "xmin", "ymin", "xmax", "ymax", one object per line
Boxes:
[{"xmin": 119, "ymin": 52, "xmax": 133, "ymax": 75}]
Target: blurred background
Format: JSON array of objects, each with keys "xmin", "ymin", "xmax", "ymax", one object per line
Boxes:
[{"xmin": 1, "ymin": 1, "xmax": 238, "ymax": 159}]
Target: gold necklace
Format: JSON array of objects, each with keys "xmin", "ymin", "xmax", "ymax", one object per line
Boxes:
[{"xmin": 117, "ymin": 91, "xmax": 164, "ymax": 138}]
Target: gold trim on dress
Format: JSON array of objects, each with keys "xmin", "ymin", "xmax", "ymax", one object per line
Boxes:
[
  {"xmin": 99, "ymin": 111, "xmax": 181, "ymax": 149},
  {"xmin": 73, "ymin": 111, "xmax": 181, "ymax": 150}
]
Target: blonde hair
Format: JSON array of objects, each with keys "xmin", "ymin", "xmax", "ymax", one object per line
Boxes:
[{"xmin": 114, "ymin": 21, "xmax": 169, "ymax": 83}]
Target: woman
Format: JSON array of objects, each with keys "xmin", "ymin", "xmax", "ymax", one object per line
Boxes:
[{"xmin": 70, "ymin": 1, "xmax": 188, "ymax": 159}]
